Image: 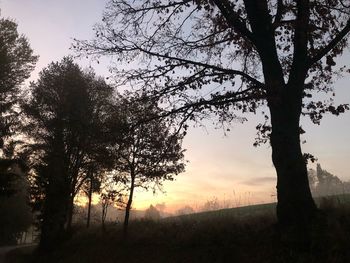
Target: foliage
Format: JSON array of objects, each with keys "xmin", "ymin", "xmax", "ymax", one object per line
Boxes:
[
  {"xmin": 24, "ymin": 56, "xmax": 114, "ymax": 212},
  {"xmin": 0, "ymin": 15, "xmax": 37, "ymax": 215},
  {"xmin": 144, "ymin": 205, "xmax": 161, "ymax": 221},
  {"xmin": 75, "ymin": 0, "xmax": 350, "ymax": 126},
  {"xmin": 108, "ymin": 92, "xmax": 186, "ymax": 235},
  {"xmin": 111, "ymin": 92, "xmax": 186, "ymax": 191},
  {"xmin": 75, "ymin": 0, "xmax": 350, "ymax": 227},
  {"xmin": 308, "ymin": 164, "xmax": 350, "ymax": 196},
  {"xmin": 100, "ymin": 172, "xmax": 126, "ymax": 228},
  {"xmin": 0, "ymin": 163, "xmax": 32, "ymax": 245},
  {"xmin": 176, "ymin": 205, "xmax": 195, "ymax": 216},
  {"xmin": 22, "ymin": 57, "xmax": 114, "ymax": 248},
  {"xmin": 0, "ymin": 16, "xmax": 37, "ymax": 147}
]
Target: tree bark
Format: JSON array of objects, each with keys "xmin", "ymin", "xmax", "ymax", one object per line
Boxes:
[
  {"xmin": 123, "ymin": 175, "xmax": 135, "ymax": 239},
  {"xmin": 269, "ymin": 90, "xmax": 317, "ymax": 229},
  {"xmin": 86, "ymin": 178, "xmax": 93, "ymax": 228}
]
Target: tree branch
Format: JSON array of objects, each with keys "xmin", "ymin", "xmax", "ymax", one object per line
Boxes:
[
  {"xmin": 308, "ymin": 19, "xmax": 350, "ymax": 67},
  {"xmin": 212, "ymin": 0, "xmax": 255, "ymax": 44},
  {"xmin": 159, "ymin": 87, "xmax": 266, "ymax": 118},
  {"xmin": 273, "ymin": 0, "xmax": 284, "ymax": 27},
  {"xmin": 288, "ymin": 0, "xmax": 310, "ymax": 86},
  {"xmin": 134, "ymin": 45, "xmax": 264, "ymax": 89}
]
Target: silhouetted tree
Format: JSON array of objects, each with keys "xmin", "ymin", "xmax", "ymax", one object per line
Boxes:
[
  {"xmin": 176, "ymin": 205, "xmax": 195, "ymax": 216},
  {"xmin": 83, "ymin": 166, "xmax": 101, "ymax": 228},
  {"xmin": 0, "ymin": 151, "xmax": 32, "ymax": 245},
  {"xmin": 75, "ymin": 0, "xmax": 350, "ymax": 229},
  {"xmin": 0, "ymin": 15, "xmax": 37, "ymax": 203},
  {"xmin": 0, "ymin": 170, "xmax": 32, "ymax": 245},
  {"xmin": 0, "ymin": 16, "xmax": 37, "ymax": 147},
  {"xmin": 100, "ymin": 188, "xmax": 122, "ymax": 230},
  {"xmin": 109, "ymin": 93, "xmax": 185, "ymax": 238},
  {"xmin": 144, "ymin": 205, "xmax": 161, "ymax": 221},
  {"xmin": 308, "ymin": 164, "xmax": 350, "ymax": 196},
  {"xmin": 23, "ymin": 57, "xmax": 114, "ymax": 250}
]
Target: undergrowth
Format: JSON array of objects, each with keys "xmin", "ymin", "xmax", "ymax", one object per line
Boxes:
[{"xmin": 6, "ymin": 199, "xmax": 350, "ymax": 263}]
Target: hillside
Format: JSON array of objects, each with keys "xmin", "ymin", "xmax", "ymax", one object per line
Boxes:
[{"xmin": 5, "ymin": 195, "xmax": 350, "ymax": 263}]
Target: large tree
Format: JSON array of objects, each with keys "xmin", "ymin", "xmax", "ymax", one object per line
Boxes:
[
  {"xmin": 24, "ymin": 57, "xmax": 114, "ymax": 250},
  {"xmin": 0, "ymin": 16, "xmax": 37, "ymax": 147},
  {"xmin": 75, "ymin": 0, "xmax": 350, "ymax": 229},
  {"xmin": 109, "ymin": 93, "xmax": 185, "ymax": 238},
  {"xmin": 0, "ymin": 15, "xmax": 37, "ymax": 204}
]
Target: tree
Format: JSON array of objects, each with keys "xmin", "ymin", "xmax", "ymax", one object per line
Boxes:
[
  {"xmin": 100, "ymin": 188, "xmax": 122, "ymax": 230},
  {"xmin": 0, "ymin": 15, "xmax": 37, "ymax": 208},
  {"xmin": 109, "ymin": 93, "xmax": 185, "ymax": 238},
  {"xmin": 75, "ymin": 0, "xmax": 350, "ymax": 229},
  {"xmin": 144, "ymin": 205, "xmax": 161, "ymax": 221},
  {"xmin": 308, "ymin": 164, "xmax": 350, "ymax": 196},
  {"xmin": 83, "ymin": 166, "xmax": 101, "ymax": 228},
  {"xmin": 0, "ymin": 16, "xmax": 37, "ymax": 148},
  {"xmin": 0, "ymin": 158, "xmax": 32, "ymax": 245},
  {"xmin": 23, "ymin": 57, "xmax": 114, "ymax": 250},
  {"xmin": 176, "ymin": 205, "xmax": 195, "ymax": 216}
]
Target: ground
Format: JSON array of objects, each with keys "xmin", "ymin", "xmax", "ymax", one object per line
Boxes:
[{"xmin": 4, "ymin": 196, "xmax": 350, "ymax": 263}]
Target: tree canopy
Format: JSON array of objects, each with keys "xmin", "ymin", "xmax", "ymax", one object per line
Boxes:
[
  {"xmin": 109, "ymin": 92, "xmax": 186, "ymax": 237},
  {"xmin": 0, "ymin": 16, "xmax": 37, "ymax": 146},
  {"xmin": 75, "ymin": 0, "xmax": 350, "ymax": 123},
  {"xmin": 23, "ymin": 57, "xmax": 114, "ymax": 250},
  {"xmin": 75, "ymin": 0, "xmax": 350, "ymax": 230}
]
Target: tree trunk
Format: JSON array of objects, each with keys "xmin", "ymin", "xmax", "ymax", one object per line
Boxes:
[
  {"xmin": 39, "ymin": 160, "xmax": 70, "ymax": 251},
  {"xmin": 101, "ymin": 203, "xmax": 108, "ymax": 231},
  {"xmin": 123, "ymin": 176, "xmax": 135, "ymax": 239},
  {"xmin": 86, "ymin": 178, "xmax": 93, "ymax": 228},
  {"xmin": 66, "ymin": 195, "xmax": 74, "ymax": 232},
  {"xmin": 269, "ymin": 92, "xmax": 317, "ymax": 229}
]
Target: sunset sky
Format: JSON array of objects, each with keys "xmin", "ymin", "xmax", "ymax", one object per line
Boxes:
[{"xmin": 2, "ymin": 0, "xmax": 350, "ymax": 213}]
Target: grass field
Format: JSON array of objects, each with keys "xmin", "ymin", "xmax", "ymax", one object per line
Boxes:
[{"xmin": 5, "ymin": 195, "xmax": 350, "ymax": 263}]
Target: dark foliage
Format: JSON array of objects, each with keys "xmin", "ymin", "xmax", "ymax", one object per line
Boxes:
[
  {"xmin": 108, "ymin": 92, "xmax": 186, "ymax": 237},
  {"xmin": 0, "ymin": 16, "xmax": 37, "ymax": 147},
  {"xmin": 23, "ymin": 57, "xmax": 114, "ymax": 250},
  {"xmin": 75, "ymin": 0, "xmax": 350, "ymax": 230}
]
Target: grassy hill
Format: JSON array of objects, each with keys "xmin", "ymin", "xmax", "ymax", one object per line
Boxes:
[{"xmin": 5, "ymin": 195, "xmax": 350, "ymax": 263}]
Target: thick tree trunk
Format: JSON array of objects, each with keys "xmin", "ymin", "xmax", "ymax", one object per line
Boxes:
[
  {"xmin": 39, "ymin": 160, "xmax": 70, "ymax": 251},
  {"xmin": 123, "ymin": 176, "xmax": 135, "ymax": 239},
  {"xmin": 269, "ymin": 93, "xmax": 317, "ymax": 229},
  {"xmin": 86, "ymin": 178, "xmax": 93, "ymax": 228}
]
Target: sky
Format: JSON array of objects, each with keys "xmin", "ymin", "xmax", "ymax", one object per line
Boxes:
[{"xmin": 1, "ymin": 0, "xmax": 350, "ymax": 213}]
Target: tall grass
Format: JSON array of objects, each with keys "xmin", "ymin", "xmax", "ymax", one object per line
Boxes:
[{"xmin": 6, "ymin": 197, "xmax": 350, "ymax": 263}]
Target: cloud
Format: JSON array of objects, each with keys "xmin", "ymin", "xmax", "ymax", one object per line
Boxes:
[{"xmin": 240, "ymin": 176, "xmax": 276, "ymax": 186}]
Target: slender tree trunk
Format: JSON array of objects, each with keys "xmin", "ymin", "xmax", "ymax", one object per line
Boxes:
[
  {"xmin": 269, "ymin": 91, "xmax": 317, "ymax": 229},
  {"xmin": 101, "ymin": 203, "xmax": 108, "ymax": 231},
  {"xmin": 66, "ymin": 195, "xmax": 74, "ymax": 231},
  {"xmin": 86, "ymin": 178, "xmax": 93, "ymax": 228},
  {"xmin": 123, "ymin": 175, "xmax": 135, "ymax": 239}
]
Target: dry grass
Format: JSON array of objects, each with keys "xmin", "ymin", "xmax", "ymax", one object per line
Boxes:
[{"xmin": 6, "ymin": 198, "xmax": 350, "ymax": 263}]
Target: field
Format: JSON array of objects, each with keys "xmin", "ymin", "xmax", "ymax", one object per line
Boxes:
[{"xmin": 5, "ymin": 195, "xmax": 350, "ymax": 263}]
